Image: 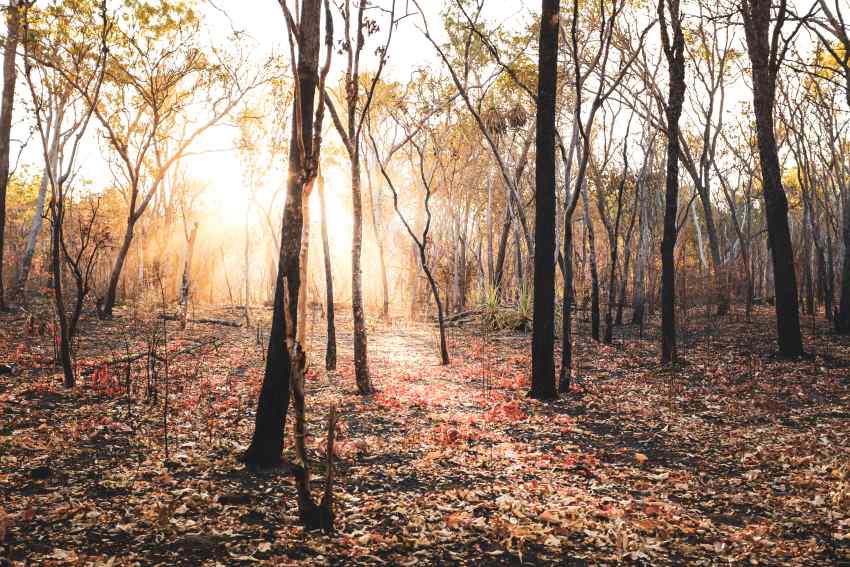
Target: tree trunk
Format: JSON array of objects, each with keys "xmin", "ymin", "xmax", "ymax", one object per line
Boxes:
[
  {"xmin": 0, "ymin": 1, "xmax": 21, "ymax": 311},
  {"xmin": 297, "ymin": 180, "xmax": 313, "ymax": 346},
  {"xmin": 14, "ymin": 102, "xmax": 63, "ymax": 299},
  {"xmin": 486, "ymin": 171, "xmax": 495, "ymax": 288},
  {"xmin": 659, "ymin": 0, "xmax": 686, "ymax": 364},
  {"xmin": 101, "ymin": 218, "xmax": 136, "ymax": 318},
  {"xmin": 50, "ymin": 203, "xmax": 74, "ymax": 387},
  {"xmin": 179, "ymin": 223, "xmax": 198, "ymax": 330},
  {"xmin": 318, "ymin": 174, "xmax": 337, "ymax": 370},
  {"xmin": 530, "ymin": 0, "xmax": 559, "ymax": 401},
  {"xmin": 494, "ymin": 199, "xmax": 512, "ymax": 294},
  {"xmin": 558, "ymin": 222, "xmax": 574, "ymax": 393},
  {"xmin": 836, "ymin": 194, "xmax": 850, "ymax": 332},
  {"xmin": 244, "ymin": 0, "xmax": 322, "ymax": 469},
  {"xmin": 632, "ymin": 179, "xmax": 651, "ymax": 326},
  {"xmin": 350, "ymin": 150, "xmax": 373, "ymax": 394},
  {"xmin": 581, "ymin": 187, "xmax": 600, "ymax": 341},
  {"xmin": 741, "ymin": 0, "xmax": 803, "ymax": 356}
]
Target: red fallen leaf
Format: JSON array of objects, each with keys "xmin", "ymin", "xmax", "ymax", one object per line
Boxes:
[
  {"xmin": 446, "ymin": 511, "xmax": 472, "ymax": 529},
  {"xmin": 21, "ymin": 507, "xmax": 35, "ymax": 522}
]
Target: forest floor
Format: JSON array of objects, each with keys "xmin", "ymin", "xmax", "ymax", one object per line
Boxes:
[{"xmin": 0, "ymin": 302, "xmax": 849, "ymax": 566}]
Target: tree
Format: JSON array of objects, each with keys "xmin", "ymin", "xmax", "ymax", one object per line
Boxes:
[
  {"xmin": 11, "ymin": 65, "xmax": 67, "ymax": 299},
  {"xmin": 558, "ymin": 0, "xmax": 653, "ymax": 390},
  {"xmin": 243, "ymin": 0, "xmax": 332, "ymax": 471},
  {"xmin": 324, "ymin": 0, "xmax": 400, "ymax": 395},
  {"xmin": 317, "ymin": 171, "xmax": 337, "ymax": 370},
  {"xmin": 739, "ymin": 0, "xmax": 804, "ymax": 356},
  {"xmin": 0, "ymin": 1, "xmax": 28, "ymax": 310},
  {"xmin": 90, "ymin": 3, "xmax": 260, "ymax": 318},
  {"xmin": 530, "ymin": 0, "xmax": 560, "ymax": 401},
  {"xmin": 370, "ymin": 121, "xmax": 450, "ymax": 366},
  {"xmin": 658, "ymin": 0, "xmax": 685, "ymax": 364},
  {"xmin": 22, "ymin": 0, "xmax": 109, "ymax": 387},
  {"xmin": 808, "ymin": 0, "xmax": 850, "ymax": 332}
]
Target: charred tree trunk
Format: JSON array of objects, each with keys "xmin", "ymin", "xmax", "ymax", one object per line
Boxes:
[
  {"xmin": 741, "ymin": 0, "xmax": 803, "ymax": 356},
  {"xmin": 244, "ymin": 0, "xmax": 323, "ymax": 469},
  {"xmin": 659, "ymin": 0, "xmax": 686, "ymax": 364},
  {"xmin": 50, "ymin": 202, "xmax": 74, "ymax": 387},
  {"xmin": 559, "ymin": 222, "xmax": 574, "ymax": 393},
  {"xmin": 530, "ymin": 0, "xmax": 559, "ymax": 401},
  {"xmin": 837, "ymin": 194, "xmax": 850, "ymax": 332}
]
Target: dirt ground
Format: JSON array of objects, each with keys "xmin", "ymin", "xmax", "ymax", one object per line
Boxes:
[{"xmin": 0, "ymin": 303, "xmax": 849, "ymax": 566}]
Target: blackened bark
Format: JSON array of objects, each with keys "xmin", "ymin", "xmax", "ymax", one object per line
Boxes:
[
  {"xmin": 740, "ymin": 0, "xmax": 803, "ymax": 356},
  {"xmin": 558, "ymin": 222, "xmax": 574, "ymax": 393},
  {"xmin": 659, "ymin": 0, "xmax": 685, "ymax": 364},
  {"xmin": 836, "ymin": 196, "xmax": 850, "ymax": 332},
  {"xmin": 244, "ymin": 0, "xmax": 322, "ymax": 469},
  {"xmin": 530, "ymin": 0, "xmax": 559, "ymax": 400}
]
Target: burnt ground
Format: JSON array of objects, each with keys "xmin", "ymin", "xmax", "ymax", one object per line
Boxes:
[{"xmin": 0, "ymin": 302, "xmax": 849, "ymax": 566}]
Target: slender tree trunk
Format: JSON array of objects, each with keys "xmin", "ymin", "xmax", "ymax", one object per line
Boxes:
[
  {"xmin": 244, "ymin": 207, "xmax": 252, "ymax": 326},
  {"xmin": 297, "ymin": 181, "xmax": 313, "ymax": 346},
  {"xmin": 632, "ymin": 181, "xmax": 650, "ymax": 326},
  {"xmin": 317, "ymin": 174, "xmax": 336, "ymax": 370},
  {"xmin": 581, "ymin": 187, "xmax": 600, "ymax": 341},
  {"xmin": 0, "ymin": 1, "xmax": 21, "ymax": 311},
  {"xmin": 494, "ymin": 202, "xmax": 512, "ymax": 294},
  {"xmin": 14, "ymin": 168, "xmax": 49, "ymax": 296},
  {"xmin": 350, "ymin": 150, "xmax": 372, "ymax": 394},
  {"xmin": 530, "ymin": 0, "xmax": 559, "ymax": 400},
  {"xmin": 179, "ymin": 222, "xmax": 198, "ymax": 330},
  {"xmin": 802, "ymin": 208, "xmax": 814, "ymax": 315},
  {"xmin": 558, "ymin": 222, "xmax": 574, "ymax": 393},
  {"xmin": 101, "ymin": 218, "xmax": 136, "ymax": 318},
  {"xmin": 14, "ymin": 103, "xmax": 63, "ymax": 298},
  {"xmin": 50, "ymin": 202, "xmax": 74, "ymax": 387},
  {"xmin": 836, "ymin": 195, "xmax": 850, "ymax": 332},
  {"xmin": 659, "ymin": 0, "xmax": 686, "ymax": 364},
  {"xmin": 486, "ymin": 171, "xmax": 495, "ymax": 288}
]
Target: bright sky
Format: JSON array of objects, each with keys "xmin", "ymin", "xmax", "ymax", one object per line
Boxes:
[{"xmin": 142, "ymin": 0, "xmax": 534, "ymax": 217}]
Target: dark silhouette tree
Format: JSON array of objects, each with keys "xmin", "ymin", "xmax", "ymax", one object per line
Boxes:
[
  {"xmin": 530, "ymin": 0, "xmax": 560, "ymax": 400},
  {"xmin": 739, "ymin": 0, "xmax": 804, "ymax": 356}
]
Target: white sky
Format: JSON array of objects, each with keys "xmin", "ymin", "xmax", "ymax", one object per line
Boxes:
[{"xmin": 12, "ymin": 0, "xmax": 827, "ymax": 212}]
